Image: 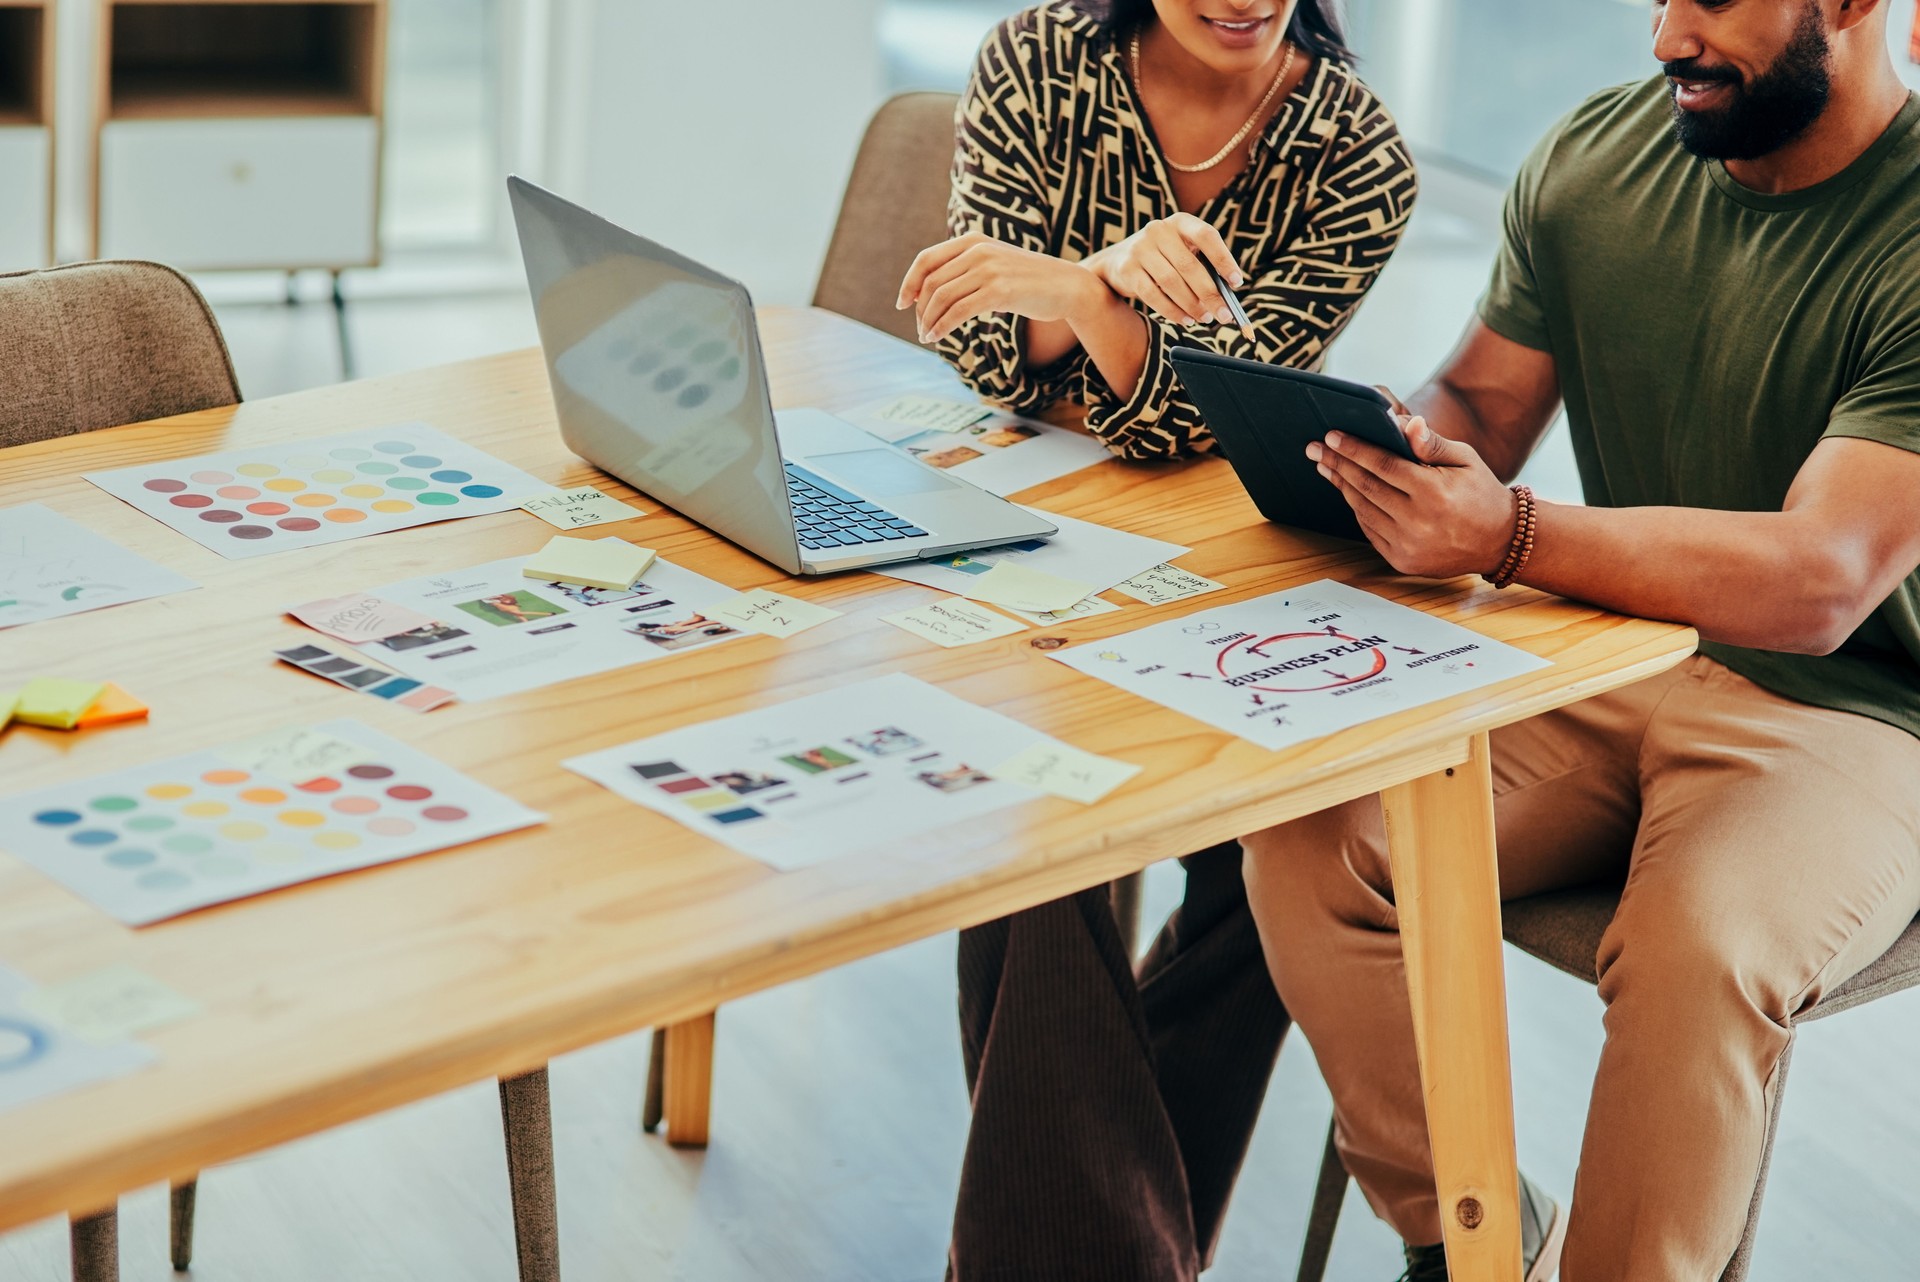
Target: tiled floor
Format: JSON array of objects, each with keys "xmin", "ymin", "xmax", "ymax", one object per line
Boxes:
[{"xmin": 6, "ymin": 181, "xmax": 1916, "ymax": 1282}]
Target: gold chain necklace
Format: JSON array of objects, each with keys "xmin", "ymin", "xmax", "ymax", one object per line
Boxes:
[{"xmin": 1129, "ymin": 27, "xmax": 1295, "ymax": 174}]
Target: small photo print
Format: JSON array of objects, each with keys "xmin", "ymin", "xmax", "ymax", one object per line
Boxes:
[
  {"xmin": 914, "ymin": 444, "xmax": 984, "ymax": 470},
  {"xmin": 916, "ymin": 761, "xmax": 993, "ymax": 794},
  {"xmin": 377, "ymin": 621, "xmax": 470, "ymax": 652},
  {"xmin": 977, "ymin": 423, "xmax": 1039, "ymax": 449},
  {"xmin": 778, "ymin": 745, "xmax": 857, "ymax": 775},
  {"xmin": 455, "ymin": 591, "xmax": 569, "ymax": 628},
  {"xmin": 544, "ymin": 580, "xmax": 646, "ymax": 608},
  {"xmin": 627, "ymin": 612, "xmax": 740, "ymax": 650},
  {"xmin": 711, "ymin": 769, "xmax": 788, "ymax": 796},
  {"xmin": 845, "ymin": 726, "xmax": 924, "ymax": 757}
]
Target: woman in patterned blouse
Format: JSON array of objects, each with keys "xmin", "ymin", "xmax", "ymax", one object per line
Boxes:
[
  {"xmin": 899, "ymin": 0, "xmax": 1419, "ymax": 461},
  {"xmin": 918, "ymin": 6, "xmax": 1422, "ymax": 1281}
]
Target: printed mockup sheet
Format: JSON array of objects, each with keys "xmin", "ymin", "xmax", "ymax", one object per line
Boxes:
[
  {"xmin": 86, "ymin": 425, "xmax": 547, "ymax": 559},
  {"xmin": 873, "ymin": 511, "xmax": 1185, "ymax": 598},
  {"xmin": 349, "ymin": 555, "xmax": 746, "ymax": 702},
  {"xmin": 845, "ymin": 401, "xmax": 1112, "ymax": 498},
  {"xmin": 0, "ymin": 965, "xmax": 155, "ymax": 1115},
  {"xmin": 0, "ymin": 503, "xmax": 198, "ymax": 628},
  {"xmin": 565, "ymin": 673, "xmax": 1061, "ymax": 870},
  {"xmin": 1050, "ymin": 579, "xmax": 1550, "ymax": 750},
  {"xmin": 0, "ymin": 720, "xmax": 545, "ymax": 925}
]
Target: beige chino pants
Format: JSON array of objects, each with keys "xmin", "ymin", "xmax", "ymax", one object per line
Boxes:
[{"xmin": 1242, "ymin": 655, "xmax": 1920, "ymax": 1282}]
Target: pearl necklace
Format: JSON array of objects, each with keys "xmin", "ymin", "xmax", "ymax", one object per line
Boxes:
[{"xmin": 1129, "ymin": 27, "xmax": 1296, "ymax": 174}]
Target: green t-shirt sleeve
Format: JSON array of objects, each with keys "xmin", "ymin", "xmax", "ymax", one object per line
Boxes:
[
  {"xmin": 1475, "ymin": 123, "xmax": 1561, "ymax": 352},
  {"xmin": 1825, "ymin": 258, "xmax": 1920, "ymax": 457}
]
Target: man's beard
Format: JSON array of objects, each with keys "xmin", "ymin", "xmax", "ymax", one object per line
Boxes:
[{"xmin": 1666, "ymin": 4, "xmax": 1832, "ymax": 161}]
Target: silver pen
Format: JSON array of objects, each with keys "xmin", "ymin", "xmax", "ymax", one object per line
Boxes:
[{"xmin": 1201, "ymin": 258, "xmax": 1255, "ymax": 342}]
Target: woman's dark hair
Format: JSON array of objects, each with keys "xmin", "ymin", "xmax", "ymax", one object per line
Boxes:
[{"xmin": 1074, "ymin": 1, "xmax": 1356, "ymax": 67}]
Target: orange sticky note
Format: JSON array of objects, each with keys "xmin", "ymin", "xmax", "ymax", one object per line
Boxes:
[{"xmin": 77, "ymin": 684, "xmax": 149, "ymax": 728}]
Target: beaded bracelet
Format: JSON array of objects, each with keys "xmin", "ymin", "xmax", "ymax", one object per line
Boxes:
[{"xmin": 1488, "ymin": 485, "xmax": 1537, "ymax": 590}]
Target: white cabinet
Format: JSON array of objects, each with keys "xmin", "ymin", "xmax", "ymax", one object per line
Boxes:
[
  {"xmin": 98, "ymin": 117, "xmax": 379, "ymax": 270},
  {"xmin": 0, "ymin": 127, "xmax": 51, "ymax": 270}
]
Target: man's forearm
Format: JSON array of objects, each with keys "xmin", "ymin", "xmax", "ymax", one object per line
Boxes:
[{"xmin": 1521, "ymin": 502, "xmax": 1870, "ymax": 654}]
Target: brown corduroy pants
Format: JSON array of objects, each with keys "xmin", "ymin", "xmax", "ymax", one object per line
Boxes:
[
  {"xmin": 948, "ymin": 842, "xmax": 1292, "ymax": 1281},
  {"xmin": 1243, "ymin": 655, "xmax": 1920, "ymax": 1282}
]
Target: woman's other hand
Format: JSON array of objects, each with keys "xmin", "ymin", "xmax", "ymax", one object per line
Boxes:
[
  {"xmin": 897, "ymin": 233, "xmax": 1109, "ymax": 343},
  {"xmin": 1082, "ymin": 213, "xmax": 1245, "ymax": 328}
]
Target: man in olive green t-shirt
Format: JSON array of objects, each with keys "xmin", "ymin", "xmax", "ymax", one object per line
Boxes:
[{"xmin": 1240, "ymin": 2, "xmax": 1920, "ymax": 1280}]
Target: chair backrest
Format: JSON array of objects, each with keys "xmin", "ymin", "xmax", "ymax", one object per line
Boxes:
[
  {"xmin": 0, "ymin": 260, "xmax": 241, "ymax": 449},
  {"xmin": 812, "ymin": 92, "xmax": 961, "ymax": 345}
]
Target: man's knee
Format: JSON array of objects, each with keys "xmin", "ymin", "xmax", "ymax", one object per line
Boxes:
[{"xmin": 1594, "ymin": 900, "xmax": 1806, "ymax": 1033}]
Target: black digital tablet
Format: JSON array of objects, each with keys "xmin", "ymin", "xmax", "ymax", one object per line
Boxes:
[{"xmin": 1168, "ymin": 346, "xmax": 1418, "ymax": 542}]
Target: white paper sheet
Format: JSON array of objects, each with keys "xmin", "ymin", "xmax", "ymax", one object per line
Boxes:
[
  {"xmin": 845, "ymin": 402, "xmax": 1111, "ymax": 497},
  {"xmin": 0, "ymin": 966, "xmax": 155, "ymax": 1115},
  {"xmin": 1050, "ymin": 579, "xmax": 1550, "ymax": 751},
  {"xmin": 565, "ymin": 673, "xmax": 1063, "ymax": 870},
  {"xmin": 873, "ymin": 511, "xmax": 1185, "ymax": 599},
  {"xmin": 85, "ymin": 425, "xmax": 547, "ymax": 559},
  {"xmin": 0, "ymin": 503, "xmax": 198, "ymax": 629},
  {"xmin": 0, "ymin": 720, "xmax": 545, "ymax": 927},
  {"xmin": 350, "ymin": 554, "xmax": 746, "ymax": 702}
]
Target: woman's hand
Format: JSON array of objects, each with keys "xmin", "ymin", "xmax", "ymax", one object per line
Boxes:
[
  {"xmin": 1309, "ymin": 417, "xmax": 1518, "ymax": 579},
  {"xmin": 1082, "ymin": 213, "xmax": 1246, "ymax": 328},
  {"xmin": 897, "ymin": 233, "xmax": 1108, "ymax": 343}
]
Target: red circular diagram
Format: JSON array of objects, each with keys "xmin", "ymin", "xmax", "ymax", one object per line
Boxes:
[{"xmin": 1214, "ymin": 630, "xmax": 1387, "ymax": 694}]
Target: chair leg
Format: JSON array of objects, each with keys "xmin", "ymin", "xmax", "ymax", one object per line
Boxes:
[
  {"xmin": 1297, "ymin": 1116, "xmax": 1349, "ymax": 1282},
  {"xmin": 640, "ymin": 1027, "xmax": 666, "ymax": 1133},
  {"xmin": 69, "ymin": 1208, "xmax": 117, "ymax": 1282},
  {"xmin": 1720, "ymin": 1037, "xmax": 1795, "ymax": 1282},
  {"xmin": 663, "ymin": 1012, "xmax": 716, "ymax": 1149},
  {"xmin": 498, "ymin": 1067, "xmax": 561, "ymax": 1282},
  {"xmin": 169, "ymin": 1177, "xmax": 197, "ymax": 1271},
  {"xmin": 1109, "ymin": 870, "xmax": 1145, "ymax": 958}
]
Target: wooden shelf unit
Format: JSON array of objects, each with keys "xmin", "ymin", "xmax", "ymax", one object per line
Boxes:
[
  {"xmin": 0, "ymin": 0, "xmax": 53, "ymax": 268},
  {"xmin": 93, "ymin": 0, "xmax": 388, "ymax": 270}
]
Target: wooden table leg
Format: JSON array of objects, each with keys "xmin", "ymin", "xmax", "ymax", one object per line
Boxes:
[
  {"xmin": 663, "ymin": 1012, "xmax": 716, "ymax": 1149},
  {"xmin": 640, "ymin": 1027, "xmax": 666, "ymax": 1133},
  {"xmin": 498, "ymin": 1067, "xmax": 561, "ymax": 1282},
  {"xmin": 68, "ymin": 1208, "xmax": 117, "ymax": 1282},
  {"xmin": 1380, "ymin": 733, "xmax": 1521, "ymax": 1282}
]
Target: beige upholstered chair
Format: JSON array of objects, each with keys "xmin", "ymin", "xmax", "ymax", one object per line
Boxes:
[
  {"xmin": 812, "ymin": 91, "xmax": 964, "ymax": 344},
  {"xmin": 1293, "ymin": 885, "xmax": 1920, "ymax": 1281},
  {"xmin": 0, "ymin": 262, "xmax": 558, "ymax": 1282}
]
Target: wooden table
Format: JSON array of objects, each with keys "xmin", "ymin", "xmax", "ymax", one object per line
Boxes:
[{"xmin": 0, "ymin": 305, "xmax": 1695, "ymax": 1281}]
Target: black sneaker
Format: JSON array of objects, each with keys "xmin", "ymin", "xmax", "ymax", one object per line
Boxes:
[{"xmin": 1394, "ymin": 1175, "xmax": 1566, "ymax": 1281}]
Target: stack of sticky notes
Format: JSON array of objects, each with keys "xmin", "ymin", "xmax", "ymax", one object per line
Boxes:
[
  {"xmin": 5, "ymin": 678, "xmax": 148, "ymax": 731},
  {"xmin": 522, "ymin": 535, "xmax": 657, "ymax": 592}
]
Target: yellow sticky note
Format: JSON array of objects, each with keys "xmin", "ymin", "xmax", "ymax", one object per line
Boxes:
[
  {"xmin": 990, "ymin": 741, "xmax": 1142, "ymax": 804},
  {"xmin": 1112, "ymin": 562, "xmax": 1226, "ymax": 606},
  {"xmin": 522, "ymin": 535, "xmax": 657, "ymax": 591},
  {"xmin": 880, "ymin": 597, "xmax": 1027, "ymax": 647},
  {"xmin": 15, "ymin": 677, "xmax": 109, "ymax": 730},
  {"xmin": 705, "ymin": 588, "xmax": 842, "ymax": 639},
  {"xmin": 0, "ymin": 689, "xmax": 17, "ymax": 731},
  {"xmin": 520, "ymin": 486, "xmax": 644, "ymax": 529},
  {"xmin": 966, "ymin": 562, "xmax": 1094, "ymax": 614},
  {"xmin": 77, "ymin": 683, "xmax": 150, "ymax": 728}
]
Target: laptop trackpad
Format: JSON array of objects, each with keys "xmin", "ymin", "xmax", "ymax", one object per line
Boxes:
[{"xmin": 806, "ymin": 448, "xmax": 960, "ymax": 497}]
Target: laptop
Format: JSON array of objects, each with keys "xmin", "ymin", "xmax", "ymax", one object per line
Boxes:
[{"xmin": 507, "ymin": 177, "xmax": 1056, "ymax": 575}]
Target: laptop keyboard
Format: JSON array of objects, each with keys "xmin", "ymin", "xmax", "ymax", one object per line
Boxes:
[{"xmin": 786, "ymin": 463, "xmax": 927, "ymax": 551}]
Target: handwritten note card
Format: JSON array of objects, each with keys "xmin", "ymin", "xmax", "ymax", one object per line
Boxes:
[
  {"xmin": 1112, "ymin": 563, "xmax": 1226, "ymax": 606},
  {"xmin": 860, "ymin": 395, "xmax": 993, "ymax": 441},
  {"xmin": 520, "ymin": 486, "xmax": 645, "ymax": 529},
  {"xmin": 706, "ymin": 588, "xmax": 842, "ymax": 639},
  {"xmin": 990, "ymin": 741, "xmax": 1141, "ymax": 804},
  {"xmin": 288, "ymin": 593, "xmax": 439, "ymax": 643},
  {"xmin": 880, "ymin": 598, "xmax": 1027, "ymax": 648}
]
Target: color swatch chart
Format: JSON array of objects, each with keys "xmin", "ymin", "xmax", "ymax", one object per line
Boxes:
[
  {"xmin": 0, "ymin": 720, "xmax": 544, "ymax": 925},
  {"xmin": 85, "ymin": 425, "xmax": 548, "ymax": 559},
  {"xmin": 0, "ymin": 965, "xmax": 154, "ymax": 1115}
]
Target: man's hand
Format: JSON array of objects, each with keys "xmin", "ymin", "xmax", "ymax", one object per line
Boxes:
[
  {"xmin": 1310, "ymin": 417, "xmax": 1517, "ymax": 579},
  {"xmin": 897, "ymin": 233, "xmax": 1109, "ymax": 343}
]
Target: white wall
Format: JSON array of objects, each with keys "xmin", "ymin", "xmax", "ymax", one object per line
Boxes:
[{"xmin": 550, "ymin": 0, "xmax": 887, "ymax": 306}]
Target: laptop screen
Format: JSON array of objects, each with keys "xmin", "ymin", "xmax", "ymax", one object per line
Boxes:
[{"xmin": 507, "ymin": 177, "xmax": 800, "ymax": 573}]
